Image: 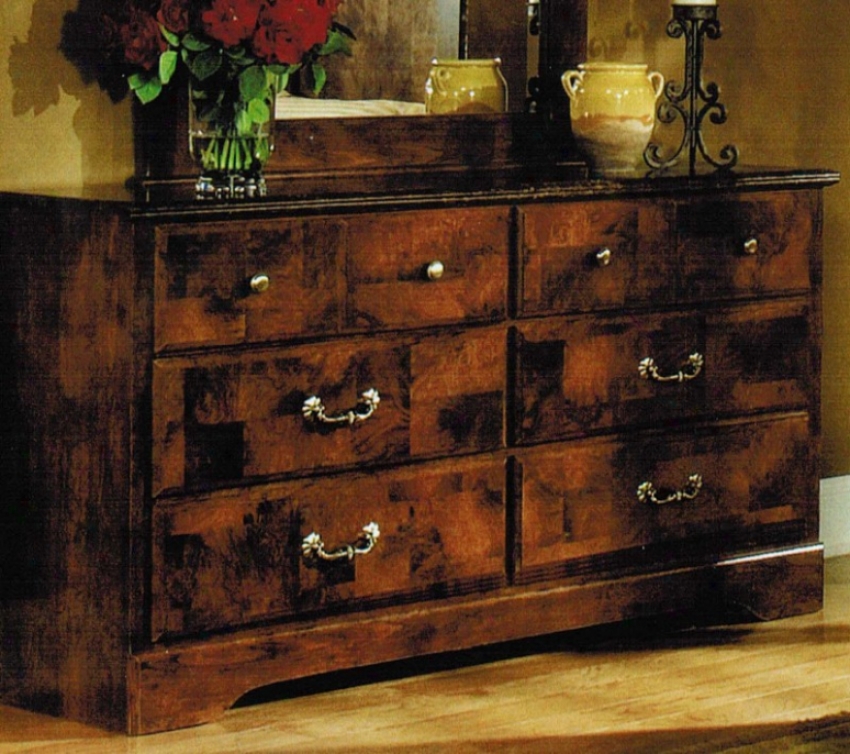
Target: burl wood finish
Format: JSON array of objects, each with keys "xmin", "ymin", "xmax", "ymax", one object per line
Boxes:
[
  {"xmin": 152, "ymin": 456, "xmax": 506, "ymax": 639},
  {"xmin": 0, "ymin": 167, "xmax": 838, "ymax": 734}
]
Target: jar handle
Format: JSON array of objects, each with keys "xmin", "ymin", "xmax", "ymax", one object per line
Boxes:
[
  {"xmin": 561, "ymin": 70, "xmax": 584, "ymax": 101},
  {"xmin": 648, "ymin": 71, "xmax": 665, "ymax": 100}
]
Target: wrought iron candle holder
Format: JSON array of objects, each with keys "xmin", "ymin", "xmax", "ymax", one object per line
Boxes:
[{"xmin": 644, "ymin": 4, "xmax": 738, "ymax": 174}]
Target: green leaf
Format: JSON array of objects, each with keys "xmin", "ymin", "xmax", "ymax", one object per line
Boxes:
[
  {"xmin": 248, "ymin": 97, "xmax": 271, "ymax": 125},
  {"xmin": 191, "ymin": 49, "xmax": 222, "ymax": 81},
  {"xmin": 182, "ymin": 33, "xmax": 211, "ymax": 52},
  {"xmin": 159, "ymin": 25, "xmax": 180, "ymax": 48},
  {"xmin": 311, "ymin": 63, "xmax": 327, "ymax": 95},
  {"xmin": 235, "ymin": 108, "xmax": 254, "ymax": 137},
  {"xmin": 317, "ymin": 28, "xmax": 353, "ymax": 58},
  {"xmin": 127, "ymin": 72, "xmax": 147, "ymax": 91},
  {"xmin": 159, "ymin": 50, "xmax": 178, "ymax": 85},
  {"xmin": 239, "ymin": 65, "xmax": 267, "ymax": 102},
  {"xmin": 134, "ymin": 76, "xmax": 163, "ymax": 105}
]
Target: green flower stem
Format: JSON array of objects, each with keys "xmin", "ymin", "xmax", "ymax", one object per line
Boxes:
[{"xmin": 199, "ymin": 133, "xmax": 270, "ymax": 176}]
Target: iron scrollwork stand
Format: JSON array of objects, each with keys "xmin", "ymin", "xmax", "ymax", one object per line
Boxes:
[{"xmin": 644, "ymin": 5, "xmax": 738, "ymax": 174}]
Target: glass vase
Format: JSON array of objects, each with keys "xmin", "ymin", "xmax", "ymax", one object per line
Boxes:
[{"xmin": 188, "ymin": 86, "xmax": 275, "ymax": 201}]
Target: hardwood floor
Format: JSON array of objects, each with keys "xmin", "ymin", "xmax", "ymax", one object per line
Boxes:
[{"xmin": 2, "ymin": 556, "xmax": 850, "ymax": 753}]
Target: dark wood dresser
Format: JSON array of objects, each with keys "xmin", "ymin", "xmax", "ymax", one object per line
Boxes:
[{"xmin": 0, "ymin": 167, "xmax": 838, "ymax": 733}]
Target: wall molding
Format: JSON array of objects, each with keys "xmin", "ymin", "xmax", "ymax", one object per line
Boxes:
[{"xmin": 821, "ymin": 476, "xmax": 850, "ymax": 558}]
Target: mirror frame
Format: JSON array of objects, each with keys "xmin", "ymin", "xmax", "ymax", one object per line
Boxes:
[{"xmin": 133, "ymin": 0, "xmax": 588, "ymax": 203}]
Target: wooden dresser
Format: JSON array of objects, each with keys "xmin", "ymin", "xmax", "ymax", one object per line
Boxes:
[{"xmin": 0, "ymin": 167, "xmax": 838, "ymax": 733}]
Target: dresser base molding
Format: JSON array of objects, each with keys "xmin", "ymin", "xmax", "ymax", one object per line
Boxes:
[{"xmin": 128, "ymin": 543, "xmax": 823, "ymax": 735}]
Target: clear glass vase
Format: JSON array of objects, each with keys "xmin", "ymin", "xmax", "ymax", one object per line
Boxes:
[{"xmin": 188, "ymin": 86, "xmax": 275, "ymax": 200}]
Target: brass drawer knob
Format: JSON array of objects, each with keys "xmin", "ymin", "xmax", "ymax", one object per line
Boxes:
[
  {"xmin": 637, "ymin": 474, "xmax": 703, "ymax": 506},
  {"xmin": 302, "ymin": 388, "xmax": 381, "ymax": 425},
  {"xmin": 249, "ymin": 273, "xmax": 271, "ymax": 293},
  {"xmin": 595, "ymin": 248, "xmax": 612, "ymax": 267},
  {"xmin": 302, "ymin": 522, "xmax": 381, "ymax": 562},
  {"xmin": 426, "ymin": 260, "xmax": 445, "ymax": 280},
  {"xmin": 743, "ymin": 238, "xmax": 759, "ymax": 256}
]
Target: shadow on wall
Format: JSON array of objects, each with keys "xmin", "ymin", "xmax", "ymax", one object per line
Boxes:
[{"xmin": 6, "ymin": 0, "xmax": 132, "ymax": 188}]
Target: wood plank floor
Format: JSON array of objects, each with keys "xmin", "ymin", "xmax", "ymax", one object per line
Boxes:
[{"xmin": 2, "ymin": 556, "xmax": 850, "ymax": 753}]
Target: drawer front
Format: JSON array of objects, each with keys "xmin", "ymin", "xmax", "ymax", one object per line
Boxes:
[
  {"xmin": 155, "ymin": 218, "xmax": 346, "ymax": 352},
  {"xmin": 152, "ymin": 326, "xmax": 505, "ymax": 495},
  {"xmin": 151, "ymin": 456, "xmax": 507, "ymax": 639},
  {"xmin": 346, "ymin": 207, "xmax": 508, "ymax": 329},
  {"xmin": 519, "ymin": 200, "xmax": 674, "ymax": 316},
  {"xmin": 678, "ymin": 191, "xmax": 816, "ymax": 300},
  {"xmin": 518, "ymin": 416, "xmax": 815, "ymax": 580},
  {"xmin": 515, "ymin": 299, "xmax": 813, "ymax": 443},
  {"xmin": 155, "ymin": 208, "xmax": 508, "ymax": 352}
]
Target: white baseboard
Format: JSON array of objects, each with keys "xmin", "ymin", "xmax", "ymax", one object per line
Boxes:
[{"xmin": 820, "ymin": 476, "xmax": 850, "ymax": 558}]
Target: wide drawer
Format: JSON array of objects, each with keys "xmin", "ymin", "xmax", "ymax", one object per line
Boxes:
[
  {"xmin": 154, "ymin": 208, "xmax": 508, "ymax": 352},
  {"xmin": 515, "ymin": 299, "xmax": 813, "ymax": 443},
  {"xmin": 152, "ymin": 326, "xmax": 505, "ymax": 496},
  {"xmin": 151, "ymin": 455, "xmax": 507, "ymax": 640},
  {"xmin": 519, "ymin": 200, "xmax": 674, "ymax": 316},
  {"xmin": 518, "ymin": 415, "xmax": 815, "ymax": 582}
]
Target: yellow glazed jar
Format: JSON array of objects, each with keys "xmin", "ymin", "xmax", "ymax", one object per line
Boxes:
[
  {"xmin": 425, "ymin": 58, "xmax": 508, "ymax": 115},
  {"xmin": 561, "ymin": 63, "xmax": 664, "ymax": 174}
]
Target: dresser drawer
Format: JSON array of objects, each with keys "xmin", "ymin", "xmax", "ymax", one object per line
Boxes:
[
  {"xmin": 152, "ymin": 326, "xmax": 505, "ymax": 495},
  {"xmin": 678, "ymin": 191, "xmax": 816, "ymax": 301},
  {"xmin": 515, "ymin": 299, "xmax": 813, "ymax": 443},
  {"xmin": 151, "ymin": 456, "xmax": 507, "ymax": 639},
  {"xmin": 155, "ymin": 208, "xmax": 508, "ymax": 352},
  {"xmin": 517, "ymin": 416, "xmax": 815, "ymax": 581},
  {"xmin": 346, "ymin": 207, "xmax": 508, "ymax": 330},
  {"xmin": 519, "ymin": 200, "xmax": 674, "ymax": 316},
  {"xmin": 155, "ymin": 218, "xmax": 347, "ymax": 352}
]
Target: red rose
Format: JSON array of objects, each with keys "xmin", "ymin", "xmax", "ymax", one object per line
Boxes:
[
  {"xmin": 202, "ymin": 0, "xmax": 262, "ymax": 48},
  {"xmin": 121, "ymin": 7, "xmax": 166, "ymax": 70},
  {"xmin": 157, "ymin": 0, "xmax": 190, "ymax": 34},
  {"xmin": 252, "ymin": 0, "xmax": 334, "ymax": 65}
]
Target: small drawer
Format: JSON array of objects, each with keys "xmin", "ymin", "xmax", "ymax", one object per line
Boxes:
[
  {"xmin": 515, "ymin": 299, "xmax": 813, "ymax": 443},
  {"xmin": 517, "ymin": 416, "xmax": 815, "ymax": 582},
  {"xmin": 151, "ymin": 456, "xmax": 507, "ymax": 640},
  {"xmin": 519, "ymin": 200, "xmax": 674, "ymax": 316},
  {"xmin": 678, "ymin": 191, "xmax": 816, "ymax": 300},
  {"xmin": 152, "ymin": 326, "xmax": 505, "ymax": 496},
  {"xmin": 345, "ymin": 207, "xmax": 508, "ymax": 329},
  {"xmin": 155, "ymin": 218, "xmax": 346, "ymax": 352}
]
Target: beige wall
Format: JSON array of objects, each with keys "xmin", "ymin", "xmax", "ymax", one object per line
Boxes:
[{"xmin": 3, "ymin": 0, "xmax": 850, "ymax": 473}]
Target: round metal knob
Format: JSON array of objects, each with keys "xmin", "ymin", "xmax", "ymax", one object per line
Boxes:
[
  {"xmin": 743, "ymin": 238, "xmax": 759, "ymax": 256},
  {"xmin": 426, "ymin": 260, "xmax": 445, "ymax": 281},
  {"xmin": 595, "ymin": 248, "xmax": 612, "ymax": 267},
  {"xmin": 249, "ymin": 273, "xmax": 270, "ymax": 293}
]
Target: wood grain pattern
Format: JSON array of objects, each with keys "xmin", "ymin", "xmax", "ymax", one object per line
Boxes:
[
  {"xmin": 516, "ymin": 299, "xmax": 814, "ymax": 442},
  {"xmin": 151, "ymin": 456, "xmax": 506, "ymax": 639},
  {"xmin": 152, "ymin": 326, "xmax": 506, "ymax": 495},
  {"xmin": 518, "ymin": 416, "xmax": 816, "ymax": 576}
]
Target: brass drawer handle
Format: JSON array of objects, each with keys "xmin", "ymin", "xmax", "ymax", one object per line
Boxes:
[
  {"xmin": 249, "ymin": 273, "xmax": 270, "ymax": 293},
  {"xmin": 595, "ymin": 248, "xmax": 612, "ymax": 267},
  {"xmin": 639, "ymin": 352, "xmax": 704, "ymax": 383},
  {"xmin": 743, "ymin": 238, "xmax": 759, "ymax": 256},
  {"xmin": 637, "ymin": 474, "xmax": 703, "ymax": 506},
  {"xmin": 302, "ymin": 388, "xmax": 380, "ymax": 425},
  {"xmin": 426, "ymin": 260, "xmax": 445, "ymax": 280},
  {"xmin": 302, "ymin": 522, "xmax": 381, "ymax": 562}
]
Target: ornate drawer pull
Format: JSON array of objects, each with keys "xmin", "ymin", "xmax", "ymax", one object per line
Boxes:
[
  {"xmin": 637, "ymin": 474, "xmax": 703, "ymax": 506},
  {"xmin": 249, "ymin": 273, "xmax": 270, "ymax": 293},
  {"xmin": 743, "ymin": 238, "xmax": 759, "ymax": 256},
  {"xmin": 639, "ymin": 352, "xmax": 704, "ymax": 383},
  {"xmin": 302, "ymin": 522, "xmax": 381, "ymax": 562},
  {"xmin": 426, "ymin": 260, "xmax": 445, "ymax": 280},
  {"xmin": 595, "ymin": 248, "xmax": 612, "ymax": 267},
  {"xmin": 302, "ymin": 388, "xmax": 380, "ymax": 425}
]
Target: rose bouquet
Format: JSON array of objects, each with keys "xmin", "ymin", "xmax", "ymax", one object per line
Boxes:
[{"xmin": 62, "ymin": 0, "xmax": 354, "ymax": 196}]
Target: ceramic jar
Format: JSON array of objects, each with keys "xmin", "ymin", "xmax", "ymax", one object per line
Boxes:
[
  {"xmin": 425, "ymin": 58, "xmax": 508, "ymax": 115},
  {"xmin": 561, "ymin": 63, "xmax": 664, "ymax": 175}
]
